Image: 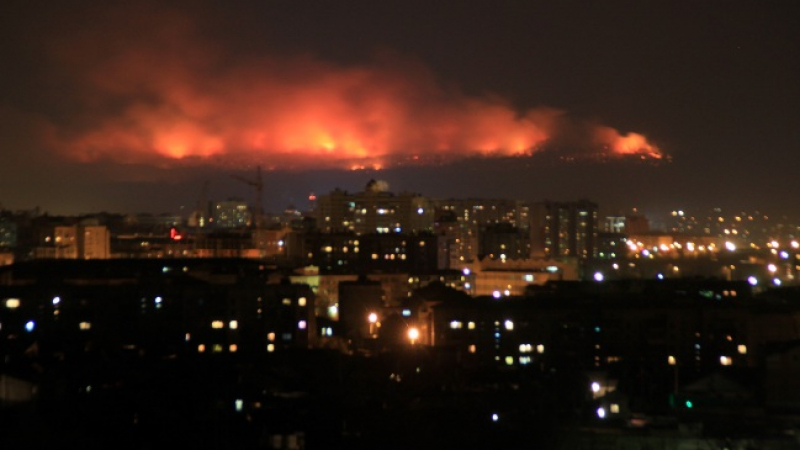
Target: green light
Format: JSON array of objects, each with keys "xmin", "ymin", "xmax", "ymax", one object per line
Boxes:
[{"xmin": 685, "ymin": 400, "xmax": 693, "ymax": 408}]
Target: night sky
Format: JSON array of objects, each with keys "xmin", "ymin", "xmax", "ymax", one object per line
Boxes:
[{"xmin": 1, "ymin": 0, "xmax": 798, "ymax": 219}]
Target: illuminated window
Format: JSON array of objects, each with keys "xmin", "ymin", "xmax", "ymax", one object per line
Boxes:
[
  {"xmin": 282, "ymin": 298, "xmax": 292, "ymax": 305},
  {"xmin": 505, "ymin": 356, "xmax": 514, "ymax": 365},
  {"xmin": 185, "ymin": 333, "xmax": 191, "ymax": 342},
  {"xmin": 213, "ymin": 344, "xmax": 223, "ymax": 353},
  {"xmin": 79, "ymin": 322, "xmax": 91, "ymax": 330},
  {"xmin": 468, "ymin": 344, "xmax": 476, "ymax": 353},
  {"xmin": 4, "ymin": 298, "xmax": 20, "ymax": 309},
  {"xmin": 504, "ymin": 320, "xmax": 514, "ymax": 331},
  {"xmin": 211, "ymin": 320, "xmax": 224, "ymax": 329},
  {"xmin": 468, "ymin": 321, "xmax": 476, "ymax": 330},
  {"xmin": 737, "ymin": 345, "xmax": 747, "ymax": 355},
  {"xmin": 720, "ymin": 356, "xmax": 732, "ymax": 366},
  {"xmin": 229, "ymin": 344, "xmax": 238, "ymax": 353},
  {"xmin": 537, "ymin": 344, "xmax": 545, "ymax": 354},
  {"xmin": 198, "ymin": 344, "xmax": 206, "ymax": 353},
  {"xmin": 229, "ymin": 320, "xmax": 238, "ymax": 329},
  {"xmin": 267, "ymin": 343, "xmax": 275, "ymax": 352},
  {"xmin": 449, "ymin": 320, "xmax": 463, "ymax": 329},
  {"xmin": 610, "ymin": 404, "xmax": 620, "ymax": 414},
  {"xmin": 298, "ymin": 320, "xmax": 307, "ymax": 330},
  {"xmin": 298, "ymin": 297, "xmax": 307, "ymax": 307},
  {"xmin": 267, "ymin": 332, "xmax": 275, "ymax": 342}
]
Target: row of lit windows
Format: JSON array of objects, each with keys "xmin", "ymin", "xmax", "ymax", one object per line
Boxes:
[
  {"xmin": 450, "ymin": 319, "xmax": 517, "ymax": 331},
  {"xmin": 1, "ymin": 319, "xmax": 91, "ymax": 333},
  {"xmin": 371, "ymin": 253, "xmax": 408, "ymax": 260}
]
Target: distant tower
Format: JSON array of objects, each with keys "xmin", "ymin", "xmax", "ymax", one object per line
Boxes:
[{"xmin": 529, "ymin": 200, "xmax": 598, "ymax": 260}]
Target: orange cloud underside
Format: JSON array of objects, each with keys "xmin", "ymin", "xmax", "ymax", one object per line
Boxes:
[{"xmin": 50, "ymin": 6, "xmax": 661, "ymax": 168}]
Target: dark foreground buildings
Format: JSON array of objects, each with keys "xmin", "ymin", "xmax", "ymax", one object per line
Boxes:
[{"xmin": 3, "ymin": 259, "xmax": 800, "ymax": 449}]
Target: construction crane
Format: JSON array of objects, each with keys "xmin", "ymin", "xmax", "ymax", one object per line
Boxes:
[
  {"xmin": 192, "ymin": 180, "xmax": 210, "ymax": 255},
  {"xmin": 231, "ymin": 165, "xmax": 265, "ymax": 255},
  {"xmin": 231, "ymin": 165, "xmax": 264, "ymax": 229}
]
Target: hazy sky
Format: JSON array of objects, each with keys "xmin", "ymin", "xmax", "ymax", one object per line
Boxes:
[{"xmin": 1, "ymin": 0, "xmax": 798, "ymax": 219}]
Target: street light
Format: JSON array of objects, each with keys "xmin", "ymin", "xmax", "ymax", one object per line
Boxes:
[
  {"xmin": 408, "ymin": 327, "xmax": 420, "ymax": 345},
  {"xmin": 368, "ymin": 312, "xmax": 378, "ymax": 337}
]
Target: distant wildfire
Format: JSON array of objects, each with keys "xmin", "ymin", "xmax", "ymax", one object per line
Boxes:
[{"xmin": 42, "ymin": 3, "xmax": 662, "ymax": 170}]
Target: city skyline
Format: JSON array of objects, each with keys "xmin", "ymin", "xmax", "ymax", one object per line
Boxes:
[{"xmin": 1, "ymin": 1, "xmax": 798, "ymax": 217}]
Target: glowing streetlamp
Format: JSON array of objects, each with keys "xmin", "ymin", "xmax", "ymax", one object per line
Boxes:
[
  {"xmin": 593, "ymin": 272, "xmax": 604, "ymax": 282},
  {"xmin": 368, "ymin": 312, "xmax": 378, "ymax": 337},
  {"xmin": 408, "ymin": 327, "xmax": 420, "ymax": 345}
]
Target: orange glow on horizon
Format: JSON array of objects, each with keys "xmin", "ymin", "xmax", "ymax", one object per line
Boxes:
[
  {"xmin": 47, "ymin": 5, "xmax": 664, "ymax": 169},
  {"xmin": 593, "ymin": 126, "xmax": 663, "ymax": 160}
]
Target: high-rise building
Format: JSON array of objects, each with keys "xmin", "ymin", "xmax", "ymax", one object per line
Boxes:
[
  {"xmin": 434, "ymin": 212, "xmax": 479, "ymax": 269},
  {"xmin": 81, "ymin": 225, "xmax": 110, "ymax": 260},
  {"xmin": 53, "ymin": 224, "xmax": 110, "ymax": 259},
  {"xmin": 529, "ymin": 200, "xmax": 599, "ymax": 260},
  {"xmin": 432, "ymin": 198, "xmax": 529, "ymax": 269},
  {"xmin": 315, "ymin": 180, "xmax": 433, "ymax": 235},
  {"xmin": 432, "ymin": 198, "xmax": 529, "ymax": 232},
  {"xmin": 213, "ymin": 199, "xmax": 251, "ymax": 228}
]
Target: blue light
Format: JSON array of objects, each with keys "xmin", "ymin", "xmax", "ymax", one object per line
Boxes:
[{"xmin": 25, "ymin": 320, "xmax": 35, "ymax": 332}]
